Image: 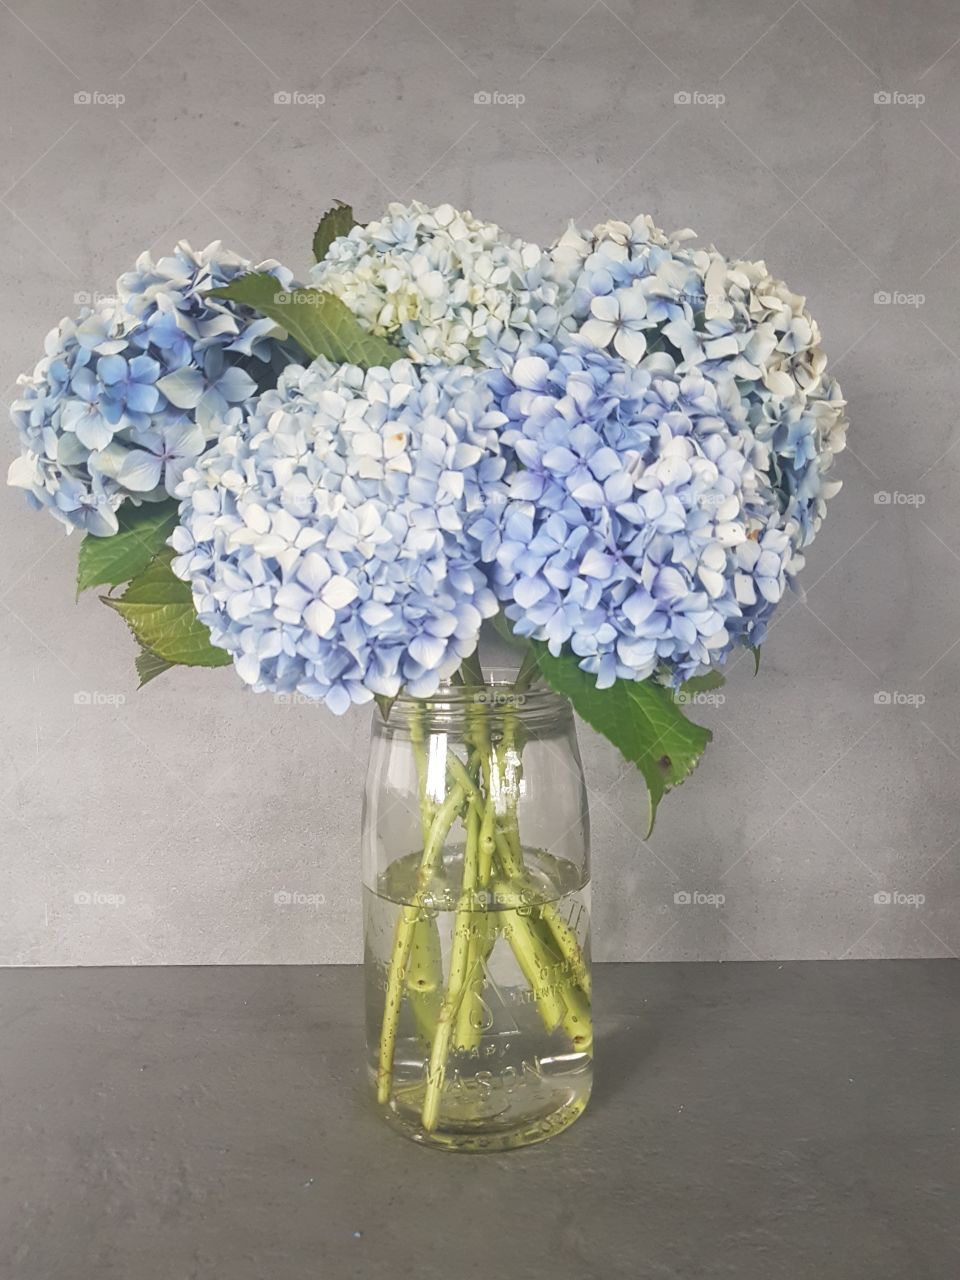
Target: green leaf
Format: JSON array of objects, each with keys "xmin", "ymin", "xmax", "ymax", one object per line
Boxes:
[
  {"xmin": 135, "ymin": 647, "xmax": 174, "ymax": 688},
  {"xmin": 534, "ymin": 645, "xmax": 712, "ymax": 836},
  {"xmin": 101, "ymin": 549, "xmax": 232, "ymax": 668},
  {"xmin": 312, "ymin": 200, "xmax": 354, "ymax": 262},
  {"xmin": 374, "ymin": 693, "xmax": 398, "ymax": 722},
  {"xmin": 207, "ymin": 274, "xmax": 402, "ymax": 368},
  {"xmin": 679, "ymin": 669, "xmax": 726, "ymax": 695},
  {"xmin": 76, "ymin": 499, "xmax": 178, "ymax": 595},
  {"xmin": 750, "ymin": 645, "xmax": 762, "ymax": 675}
]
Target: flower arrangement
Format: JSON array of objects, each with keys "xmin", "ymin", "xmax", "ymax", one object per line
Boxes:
[
  {"xmin": 8, "ymin": 201, "xmax": 846, "ymax": 771},
  {"xmin": 8, "ymin": 199, "xmax": 847, "ymax": 1145}
]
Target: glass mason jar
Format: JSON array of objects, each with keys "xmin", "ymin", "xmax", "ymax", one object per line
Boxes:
[{"xmin": 361, "ymin": 675, "xmax": 592, "ymax": 1152}]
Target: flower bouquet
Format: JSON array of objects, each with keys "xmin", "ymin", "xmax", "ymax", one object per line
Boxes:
[{"xmin": 8, "ymin": 200, "xmax": 846, "ymax": 1149}]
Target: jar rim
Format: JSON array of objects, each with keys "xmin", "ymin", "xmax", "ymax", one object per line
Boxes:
[{"xmin": 385, "ymin": 668, "xmax": 570, "ymax": 725}]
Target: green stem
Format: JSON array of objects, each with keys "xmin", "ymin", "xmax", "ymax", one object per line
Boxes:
[
  {"xmin": 453, "ymin": 788, "xmax": 498, "ymax": 1052},
  {"xmin": 376, "ymin": 778, "xmax": 465, "ymax": 1105},
  {"xmin": 494, "ymin": 715, "xmax": 593, "ymax": 1001},
  {"xmin": 541, "ymin": 903, "xmax": 592, "ymax": 1001},
  {"xmin": 410, "ymin": 709, "xmax": 436, "ymax": 836},
  {"xmin": 445, "ymin": 751, "xmax": 482, "ymax": 808},
  {"xmin": 458, "ymin": 650, "xmax": 485, "ymax": 688},
  {"xmin": 478, "ymin": 799, "xmax": 496, "ymax": 884},
  {"xmin": 421, "ymin": 802, "xmax": 481, "ymax": 1131},
  {"xmin": 490, "ymin": 879, "xmax": 568, "ymax": 1032},
  {"xmin": 422, "ymin": 688, "xmax": 498, "ymax": 1107},
  {"xmin": 423, "ymin": 783, "xmax": 468, "ymax": 875},
  {"xmin": 379, "ymin": 649, "xmax": 593, "ymax": 1124},
  {"xmin": 494, "ymin": 826, "xmax": 592, "ymax": 1001},
  {"xmin": 407, "ymin": 707, "xmax": 443, "ymax": 1044},
  {"xmin": 512, "ymin": 645, "xmax": 541, "ymax": 694},
  {"xmin": 449, "ymin": 700, "xmax": 497, "ymax": 1054},
  {"xmin": 492, "ymin": 873, "xmax": 593, "ymax": 1052},
  {"xmin": 406, "ymin": 915, "xmax": 443, "ymax": 1046},
  {"xmin": 376, "ymin": 901, "xmax": 422, "ymax": 1104}
]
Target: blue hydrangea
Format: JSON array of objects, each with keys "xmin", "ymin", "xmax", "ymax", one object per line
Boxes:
[
  {"xmin": 754, "ymin": 376, "xmax": 846, "ymax": 551},
  {"xmin": 7, "ymin": 242, "xmax": 297, "ymax": 536},
  {"xmin": 538, "ymin": 215, "xmax": 848, "ymax": 555},
  {"xmin": 118, "ymin": 241, "xmax": 295, "ymax": 381},
  {"xmin": 471, "ymin": 342, "xmax": 795, "ymax": 686},
  {"xmin": 8, "ymin": 212, "xmax": 848, "ymax": 704},
  {"xmin": 170, "ymin": 358, "xmax": 506, "ymax": 713},
  {"xmin": 540, "ymin": 216, "xmax": 827, "ymax": 399}
]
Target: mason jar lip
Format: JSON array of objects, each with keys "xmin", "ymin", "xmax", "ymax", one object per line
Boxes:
[{"xmin": 385, "ymin": 668, "xmax": 570, "ymax": 724}]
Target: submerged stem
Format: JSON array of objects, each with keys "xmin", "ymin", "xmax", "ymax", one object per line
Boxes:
[
  {"xmin": 376, "ymin": 771, "xmax": 465, "ymax": 1104},
  {"xmin": 452, "ymin": 788, "xmax": 497, "ymax": 1053},
  {"xmin": 376, "ymin": 656, "xmax": 593, "ymax": 1128},
  {"xmin": 421, "ymin": 803, "xmax": 480, "ymax": 1131}
]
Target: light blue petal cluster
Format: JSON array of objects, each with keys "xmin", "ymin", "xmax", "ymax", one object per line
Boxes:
[
  {"xmin": 118, "ymin": 240, "xmax": 295, "ymax": 383},
  {"xmin": 308, "ymin": 202, "xmax": 556, "ymax": 371},
  {"xmin": 8, "ymin": 210, "xmax": 849, "ymax": 706},
  {"xmin": 537, "ymin": 216, "xmax": 848, "ymax": 557},
  {"xmin": 472, "ymin": 342, "xmax": 795, "ymax": 686},
  {"xmin": 171, "ymin": 358, "xmax": 506, "ymax": 712},
  {"xmin": 7, "ymin": 242, "xmax": 297, "ymax": 535}
]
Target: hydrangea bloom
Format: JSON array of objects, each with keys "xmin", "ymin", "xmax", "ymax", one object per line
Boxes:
[
  {"xmin": 542, "ymin": 214, "xmax": 693, "ymax": 311},
  {"xmin": 171, "ymin": 358, "xmax": 506, "ymax": 712},
  {"xmin": 7, "ymin": 242, "xmax": 296, "ymax": 535},
  {"xmin": 538, "ymin": 214, "xmax": 848, "ymax": 547},
  {"xmin": 544, "ymin": 215, "xmax": 833, "ymax": 391},
  {"xmin": 472, "ymin": 342, "xmax": 811, "ymax": 686},
  {"xmin": 309, "ymin": 201, "xmax": 554, "ymax": 370},
  {"xmin": 7, "ymin": 206, "xmax": 848, "ymax": 707},
  {"xmin": 117, "ymin": 241, "xmax": 295, "ymax": 382}
]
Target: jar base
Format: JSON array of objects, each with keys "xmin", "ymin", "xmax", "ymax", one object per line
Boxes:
[{"xmin": 370, "ymin": 1068, "xmax": 591, "ymax": 1152}]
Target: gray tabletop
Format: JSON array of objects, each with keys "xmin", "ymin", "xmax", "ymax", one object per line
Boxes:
[{"xmin": 1, "ymin": 961, "xmax": 956, "ymax": 1279}]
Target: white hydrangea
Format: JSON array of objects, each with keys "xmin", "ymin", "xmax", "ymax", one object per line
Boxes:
[{"xmin": 308, "ymin": 201, "xmax": 553, "ymax": 369}]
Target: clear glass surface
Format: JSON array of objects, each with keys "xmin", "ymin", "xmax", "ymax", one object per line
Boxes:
[{"xmin": 361, "ymin": 676, "xmax": 592, "ymax": 1151}]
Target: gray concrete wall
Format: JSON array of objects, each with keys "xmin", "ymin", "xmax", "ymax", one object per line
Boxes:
[{"xmin": 2, "ymin": 0, "xmax": 958, "ymax": 964}]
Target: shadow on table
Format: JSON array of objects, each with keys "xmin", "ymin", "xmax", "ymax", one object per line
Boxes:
[
  {"xmin": 587, "ymin": 964, "xmax": 699, "ymax": 1111},
  {"xmin": 590, "ymin": 1014, "xmax": 666, "ymax": 1111}
]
